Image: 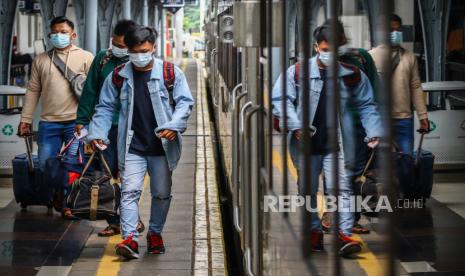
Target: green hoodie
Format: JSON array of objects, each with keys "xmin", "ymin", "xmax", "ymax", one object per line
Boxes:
[
  {"xmin": 340, "ymin": 48, "xmax": 378, "ymax": 126},
  {"xmin": 76, "ymin": 49, "xmax": 127, "ymax": 126}
]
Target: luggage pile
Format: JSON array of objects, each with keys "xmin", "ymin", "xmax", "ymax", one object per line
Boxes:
[
  {"xmin": 354, "ymin": 133, "xmax": 435, "ymax": 214},
  {"xmin": 12, "ymin": 135, "xmax": 120, "ymax": 221}
]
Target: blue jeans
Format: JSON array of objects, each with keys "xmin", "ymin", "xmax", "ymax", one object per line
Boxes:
[
  {"xmin": 120, "ymin": 153, "xmax": 172, "ymax": 239},
  {"xmin": 297, "ymin": 152, "xmax": 354, "ymax": 236},
  {"xmin": 394, "ymin": 118, "xmax": 414, "ymax": 156},
  {"xmin": 37, "ymin": 121, "xmax": 80, "ymax": 170},
  {"xmin": 38, "ymin": 121, "xmax": 81, "ymax": 208}
]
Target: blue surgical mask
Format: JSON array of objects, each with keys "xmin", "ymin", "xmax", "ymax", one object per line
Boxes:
[
  {"xmin": 318, "ymin": 51, "xmax": 334, "ymax": 67},
  {"xmin": 390, "ymin": 31, "xmax": 403, "ymax": 46},
  {"xmin": 129, "ymin": 52, "xmax": 153, "ymax": 68},
  {"xmin": 50, "ymin": 33, "xmax": 71, "ymax": 49},
  {"xmin": 112, "ymin": 44, "xmax": 128, "ymax": 58}
]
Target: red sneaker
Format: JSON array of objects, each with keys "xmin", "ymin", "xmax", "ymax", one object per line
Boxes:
[
  {"xmin": 147, "ymin": 232, "xmax": 165, "ymax": 254},
  {"xmin": 310, "ymin": 230, "xmax": 324, "ymax": 252},
  {"xmin": 339, "ymin": 233, "xmax": 362, "ymax": 257},
  {"xmin": 115, "ymin": 234, "xmax": 139, "ymax": 259}
]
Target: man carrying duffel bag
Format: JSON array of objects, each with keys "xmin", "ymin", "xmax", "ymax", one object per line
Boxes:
[
  {"xmin": 74, "ymin": 19, "xmax": 145, "ymax": 236},
  {"xmin": 87, "ymin": 26, "xmax": 194, "ymax": 260}
]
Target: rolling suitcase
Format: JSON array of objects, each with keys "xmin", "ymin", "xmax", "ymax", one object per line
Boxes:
[
  {"xmin": 12, "ymin": 136, "xmax": 53, "ymax": 209},
  {"xmin": 413, "ymin": 133, "xmax": 435, "ymax": 200}
]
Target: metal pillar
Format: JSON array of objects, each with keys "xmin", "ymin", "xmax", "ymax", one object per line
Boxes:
[
  {"xmin": 39, "ymin": 0, "xmax": 68, "ymax": 49},
  {"xmin": 131, "ymin": 0, "xmax": 144, "ymax": 23},
  {"xmin": 123, "ymin": 0, "xmax": 131, "ymax": 19},
  {"xmin": 295, "ymin": 0, "xmax": 320, "ymax": 60},
  {"xmin": 199, "ymin": 0, "xmax": 206, "ymax": 31},
  {"xmin": 97, "ymin": 0, "xmax": 117, "ymax": 50},
  {"xmin": 160, "ymin": 7, "xmax": 165, "ymax": 58},
  {"xmin": 112, "ymin": 0, "xmax": 124, "ymax": 27},
  {"xmin": 84, "ymin": 0, "xmax": 98, "ymax": 54},
  {"xmin": 148, "ymin": 0, "xmax": 156, "ymax": 28},
  {"xmin": 74, "ymin": 0, "xmax": 85, "ymax": 48},
  {"xmin": 174, "ymin": 8, "xmax": 184, "ymax": 61},
  {"xmin": 0, "ymin": 0, "xmax": 19, "ymax": 85},
  {"xmin": 142, "ymin": 0, "xmax": 149, "ymax": 26},
  {"xmin": 418, "ymin": 0, "xmax": 451, "ymax": 109},
  {"xmin": 363, "ymin": 0, "xmax": 384, "ymax": 47}
]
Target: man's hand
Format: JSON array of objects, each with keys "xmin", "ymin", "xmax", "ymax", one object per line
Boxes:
[
  {"xmin": 294, "ymin": 129, "xmax": 302, "ymax": 140},
  {"xmin": 17, "ymin": 122, "xmax": 32, "ymax": 137},
  {"xmin": 91, "ymin": 139, "xmax": 106, "ymax": 151},
  {"xmin": 418, "ymin": 118, "xmax": 430, "ymax": 133},
  {"xmin": 367, "ymin": 137, "xmax": 380, "ymax": 149},
  {"xmin": 75, "ymin": 124, "xmax": 84, "ymax": 136},
  {"xmin": 158, "ymin": 130, "xmax": 177, "ymax": 141}
]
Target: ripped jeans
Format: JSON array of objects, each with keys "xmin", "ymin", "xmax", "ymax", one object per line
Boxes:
[{"xmin": 120, "ymin": 152, "xmax": 172, "ymax": 239}]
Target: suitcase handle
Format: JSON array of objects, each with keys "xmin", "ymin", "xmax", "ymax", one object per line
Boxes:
[
  {"xmin": 415, "ymin": 133, "xmax": 425, "ymax": 165},
  {"xmin": 80, "ymin": 151, "xmax": 113, "ymax": 179},
  {"xmin": 24, "ymin": 136, "xmax": 35, "ymax": 172}
]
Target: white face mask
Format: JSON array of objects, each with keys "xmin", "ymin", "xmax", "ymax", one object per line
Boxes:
[
  {"xmin": 111, "ymin": 44, "xmax": 128, "ymax": 58},
  {"xmin": 318, "ymin": 51, "xmax": 334, "ymax": 67},
  {"xmin": 338, "ymin": 45, "xmax": 350, "ymax": 56},
  {"xmin": 129, "ymin": 52, "xmax": 153, "ymax": 68}
]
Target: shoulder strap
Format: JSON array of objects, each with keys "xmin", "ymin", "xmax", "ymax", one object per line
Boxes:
[
  {"xmin": 48, "ymin": 50, "xmax": 78, "ymax": 81},
  {"xmin": 99, "ymin": 49, "xmax": 113, "ymax": 70},
  {"xmin": 391, "ymin": 48, "xmax": 404, "ymax": 72},
  {"xmin": 340, "ymin": 62, "xmax": 362, "ymax": 87},
  {"xmin": 163, "ymin": 61, "xmax": 176, "ymax": 107},
  {"xmin": 112, "ymin": 63, "xmax": 126, "ymax": 95}
]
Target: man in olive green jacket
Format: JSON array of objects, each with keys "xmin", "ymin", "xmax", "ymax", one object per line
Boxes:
[{"xmin": 75, "ymin": 20, "xmax": 144, "ymax": 237}]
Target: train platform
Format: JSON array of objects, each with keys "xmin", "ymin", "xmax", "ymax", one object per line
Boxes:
[
  {"xmin": 0, "ymin": 59, "xmax": 227, "ymax": 276},
  {"xmin": 269, "ymin": 142, "xmax": 465, "ymax": 275}
]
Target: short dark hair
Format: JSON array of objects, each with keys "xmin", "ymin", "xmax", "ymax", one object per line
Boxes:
[
  {"xmin": 313, "ymin": 20, "xmax": 346, "ymax": 46},
  {"xmin": 113, "ymin": 20, "xmax": 138, "ymax": 36},
  {"xmin": 50, "ymin": 16, "xmax": 74, "ymax": 30},
  {"xmin": 124, "ymin": 26, "xmax": 158, "ymax": 49},
  {"xmin": 391, "ymin": 14, "xmax": 403, "ymax": 26}
]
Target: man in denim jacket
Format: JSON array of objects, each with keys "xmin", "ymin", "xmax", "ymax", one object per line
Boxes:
[
  {"xmin": 87, "ymin": 26, "xmax": 194, "ymax": 260},
  {"xmin": 271, "ymin": 25, "xmax": 383, "ymax": 257}
]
